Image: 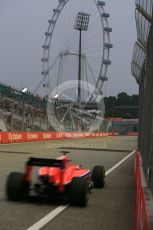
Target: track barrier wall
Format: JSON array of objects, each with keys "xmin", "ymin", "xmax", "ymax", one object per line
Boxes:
[
  {"xmin": 128, "ymin": 132, "xmax": 138, "ymax": 136},
  {"xmin": 0, "ymin": 131, "xmax": 119, "ymax": 144},
  {"xmin": 135, "ymin": 151, "xmax": 153, "ymax": 230}
]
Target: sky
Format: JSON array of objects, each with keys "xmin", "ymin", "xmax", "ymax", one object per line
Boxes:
[
  {"xmin": 0, "ymin": 0, "xmax": 138, "ymax": 97},
  {"xmin": 105, "ymin": 0, "xmax": 138, "ymax": 96}
]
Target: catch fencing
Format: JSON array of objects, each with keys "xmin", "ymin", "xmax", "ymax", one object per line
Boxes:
[{"xmin": 131, "ymin": 0, "xmax": 153, "ymax": 194}]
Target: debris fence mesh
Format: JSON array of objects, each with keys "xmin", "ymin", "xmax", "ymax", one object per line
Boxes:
[{"xmin": 132, "ymin": 0, "xmax": 153, "ymax": 193}]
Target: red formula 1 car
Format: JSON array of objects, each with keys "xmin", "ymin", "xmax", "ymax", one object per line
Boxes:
[{"xmin": 6, "ymin": 151, "xmax": 105, "ymax": 206}]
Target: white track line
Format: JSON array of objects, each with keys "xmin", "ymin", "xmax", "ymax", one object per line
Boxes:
[
  {"xmin": 26, "ymin": 149, "xmax": 136, "ymax": 230},
  {"xmin": 0, "ymin": 137, "xmax": 94, "ymax": 146},
  {"xmin": 0, "ymin": 139, "xmax": 69, "ymax": 146},
  {"xmin": 27, "ymin": 205, "xmax": 69, "ymax": 230},
  {"xmin": 105, "ymin": 149, "xmax": 136, "ymax": 176}
]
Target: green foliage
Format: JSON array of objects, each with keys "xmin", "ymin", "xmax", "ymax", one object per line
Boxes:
[{"xmin": 104, "ymin": 92, "xmax": 139, "ymax": 118}]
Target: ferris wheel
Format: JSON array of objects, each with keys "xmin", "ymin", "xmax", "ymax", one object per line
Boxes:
[
  {"xmin": 40, "ymin": 0, "xmax": 112, "ymax": 131},
  {"xmin": 41, "ymin": 0, "xmax": 112, "ymax": 101}
]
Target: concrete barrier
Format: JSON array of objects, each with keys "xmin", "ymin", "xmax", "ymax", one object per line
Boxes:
[
  {"xmin": 0, "ymin": 131, "xmax": 119, "ymax": 144},
  {"xmin": 128, "ymin": 132, "xmax": 138, "ymax": 136}
]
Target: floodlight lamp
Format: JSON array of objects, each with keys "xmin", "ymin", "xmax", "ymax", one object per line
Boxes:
[
  {"xmin": 22, "ymin": 88, "xmax": 28, "ymax": 93},
  {"xmin": 54, "ymin": 94, "xmax": 59, "ymax": 98}
]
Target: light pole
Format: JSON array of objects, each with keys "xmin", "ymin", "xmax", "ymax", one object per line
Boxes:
[
  {"xmin": 21, "ymin": 87, "xmax": 28, "ymax": 131},
  {"xmin": 74, "ymin": 12, "xmax": 90, "ymax": 104}
]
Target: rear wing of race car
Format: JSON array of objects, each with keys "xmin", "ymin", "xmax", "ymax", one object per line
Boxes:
[
  {"xmin": 26, "ymin": 157, "xmax": 65, "ymax": 169},
  {"xmin": 24, "ymin": 157, "xmax": 66, "ymax": 192}
]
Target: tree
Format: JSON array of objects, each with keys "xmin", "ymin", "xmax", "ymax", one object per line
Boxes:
[{"xmin": 104, "ymin": 92, "xmax": 139, "ymax": 118}]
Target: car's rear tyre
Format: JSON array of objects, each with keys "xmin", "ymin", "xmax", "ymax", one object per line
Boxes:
[
  {"xmin": 6, "ymin": 172, "xmax": 30, "ymax": 201},
  {"xmin": 92, "ymin": 166, "xmax": 105, "ymax": 188},
  {"xmin": 70, "ymin": 177, "xmax": 89, "ymax": 207}
]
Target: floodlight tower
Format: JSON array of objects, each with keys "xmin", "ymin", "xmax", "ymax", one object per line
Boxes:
[{"xmin": 74, "ymin": 12, "xmax": 90, "ymax": 103}]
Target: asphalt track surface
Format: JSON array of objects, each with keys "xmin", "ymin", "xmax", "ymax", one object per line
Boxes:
[{"xmin": 0, "ymin": 136, "xmax": 137, "ymax": 230}]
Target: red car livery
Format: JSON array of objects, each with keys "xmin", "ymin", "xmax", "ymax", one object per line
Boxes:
[{"xmin": 6, "ymin": 152, "xmax": 105, "ymax": 206}]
